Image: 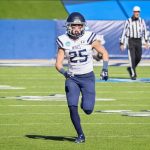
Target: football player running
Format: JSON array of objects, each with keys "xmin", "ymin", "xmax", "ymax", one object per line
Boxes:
[{"xmin": 55, "ymin": 12, "xmax": 109, "ymax": 143}]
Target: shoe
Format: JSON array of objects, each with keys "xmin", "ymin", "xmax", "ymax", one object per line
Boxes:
[
  {"xmin": 75, "ymin": 134, "xmax": 85, "ymax": 143},
  {"xmin": 100, "ymin": 69, "xmax": 108, "ymax": 81},
  {"xmin": 131, "ymin": 76, "xmax": 136, "ymax": 80},
  {"xmin": 127, "ymin": 67, "xmax": 137, "ymax": 80}
]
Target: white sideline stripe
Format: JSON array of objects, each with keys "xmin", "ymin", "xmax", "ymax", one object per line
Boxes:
[
  {"xmin": 0, "ymin": 123, "xmax": 150, "ymax": 126},
  {"xmin": 0, "ymin": 105, "xmax": 67, "ymax": 107},
  {"xmin": 0, "ymin": 82, "xmax": 149, "ymax": 88},
  {"xmin": 0, "ymin": 113, "xmax": 68, "ymax": 115},
  {"xmin": 0, "ymin": 95, "xmax": 115, "ymax": 101},
  {"xmin": 82, "ymin": 123, "xmax": 150, "ymax": 125},
  {"xmin": 1, "ymin": 105, "xmax": 61, "ymax": 107},
  {"xmin": 0, "ymin": 123, "xmax": 62, "ymax": 126},
  {"xmin": 2, "ymin": 85, "xmax": 149, "ymax": 88},
  {"xmin": 0, "ymin": 85, "xmax": 25, "ymax": 90},
  {"xmin": 0, "ymin": 135, "xmax": 150, "ymax": 139},
  {"xmin": 1, "ymin": 98, "xmax": 150, "ymax": 100},
  {"xmin": 0, "ymin": 91, "xmax": 149, "ymax": 93},
  {"xmin": 97, "ymin": 91, "xmax": 150, "ymax": 93},
  {"xmin": 87, "ymin": 135, "xmax": 150, "ymax": 138},
  {"xmin": 0, "ymin": 75, "xmax": 149, "ymax": 78},
  {"xmin": 0, "ymin": 112, "xmax": 120, "ymax": 115},
  {"xmin": 0, "ymin": 104, "xmax": 150, "ymax": 107}
]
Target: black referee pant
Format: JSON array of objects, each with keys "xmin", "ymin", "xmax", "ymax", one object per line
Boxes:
[{"xmin": 128, "ymin": 38, "xmax": 142, "ymax": 77}]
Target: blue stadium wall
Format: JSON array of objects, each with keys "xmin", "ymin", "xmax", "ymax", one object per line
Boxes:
[
  {"xmin": 0, "ymin": 20, "xmax": 56, "ymax": 59},
  {"xmin": 62, "ymin": 0, "xmax": 150, "ymax": 20},
  {"xmin": 0, "ymin": 20, "xmax": 150, "ymax": 59},
  {"xmin": 1, "ymin": 1, "xmax": 150, "ymax": 59}
]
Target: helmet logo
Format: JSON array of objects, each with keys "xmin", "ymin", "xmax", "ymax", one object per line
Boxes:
[{"xmin": 74, "ymin": 18, "xmax": 82, "ymax": 24}]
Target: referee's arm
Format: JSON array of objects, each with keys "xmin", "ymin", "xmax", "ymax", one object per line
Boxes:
[
  {"xmin": 120, "ymin": 20, "xmax": 129, "ymax": 51},
  {"xmin": 142, "ymin": 19, "xmax": 149, "ymax": 49}
]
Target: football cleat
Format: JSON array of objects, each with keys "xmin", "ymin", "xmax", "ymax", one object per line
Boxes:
[
  {"xmin": 131, "ymin": 76, "xmax": 136, "ymax": 80},
  {"xmin": 127, "ymin": 67, "xmax": 137, "ymax": 80},
  {"xmin": 75, "ymin": 134, "xmax": 85, "ymax": 143},
  {"xmin": 100, "ymin": 69, "xmax": 108, "ymax": 81}
]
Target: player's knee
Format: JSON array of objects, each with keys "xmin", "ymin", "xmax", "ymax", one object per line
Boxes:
[{"xmin": 83, "ymin": 109, "xmax": 93, "ymax": 115}]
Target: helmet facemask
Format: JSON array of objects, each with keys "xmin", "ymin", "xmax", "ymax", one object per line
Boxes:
[
  {"xmin": 66, "ymin": 18, "xmax": 86, "ymax": 39},
  {"xmin": 67, "ymin": 24, "xmax": 85, "ymax": 38}
]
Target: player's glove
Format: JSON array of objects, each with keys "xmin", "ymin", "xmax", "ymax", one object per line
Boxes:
[
  {"xmin": 64, "ymin": 71, "xmax": 73, "ymax": 78},
  {"xmin": 100, "ymin": 69, "xmax": 108, "ymax": 81},
  {"xmin": 59, "ymin": 68, "xmax": 73, "ymax": 79}
]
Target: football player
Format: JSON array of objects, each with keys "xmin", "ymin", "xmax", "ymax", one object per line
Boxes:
[{"xmin": 55, "ymin": 12, "xmax": 109, "ymax": 143}]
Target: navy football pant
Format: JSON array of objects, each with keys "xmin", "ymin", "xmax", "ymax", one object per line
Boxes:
[{"xmin": 65, "ymin": 71, "xmax": 95, "ymax": 113}]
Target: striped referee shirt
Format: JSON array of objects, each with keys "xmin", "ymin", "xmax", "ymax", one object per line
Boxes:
[{"xmin": 120, "ymin": 17, "xmax": 148, "ymax": 44}]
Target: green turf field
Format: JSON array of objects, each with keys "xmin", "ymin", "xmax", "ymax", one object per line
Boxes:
[
  {"xmin": 0, "ymin": 0, "xmax": 67, "ymax": 19},
  {"xmin": 0, "ymin": 66, "xmax": 150, "ymax": 150}
]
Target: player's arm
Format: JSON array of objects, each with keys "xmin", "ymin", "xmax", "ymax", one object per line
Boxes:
[
  {"xmin": 55, "ymin": 48, "xmax": 67, "ymax": 78},
  {"xmin": 55, "ymin": 48, "xmax": 65, "ymax": 71},
  {"xmin": 55, "ymin": 48, "xmax": 70, "ymax": 78},
  {"xmin": 92, "ymin": 40, "xmax": 109, "ymax": 81},
  {"xmin": 92, "ymin": 40, "xmax": 109, "ymax": 61}
]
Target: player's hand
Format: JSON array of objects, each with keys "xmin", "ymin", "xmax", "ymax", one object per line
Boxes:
[
  {"xmin": 100, "ymin": 69, "xmax": 108, "ymax": 81},
  {"xmin": 120, "ymin": 44, "xmax": 125, "ymax": 51},
  {"xmin": 64, "ymin": 72, "xmax": 73, "ymax": 79}
]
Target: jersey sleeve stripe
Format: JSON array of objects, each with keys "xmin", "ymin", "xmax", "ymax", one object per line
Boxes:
[
  {"xmin": 87, "ymin": 33, "xmax": 96, "ymax": 44},
  {"xmin": 56, "ymin": 38, "xmax": 63, "ymax": 48},
  {"xmin": 89, "ymin": 34, "xmax": 96, "ymax": 44},
  {"xmin": 87, "ymin": 33, "xmax": 94, "ymax": 43}
]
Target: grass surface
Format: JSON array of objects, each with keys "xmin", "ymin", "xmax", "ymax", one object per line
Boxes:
[
  {"xmin": 0, "ymin": 66, "xmax": 150, "ymax": 150},
  {"xmin": 0, "ymin": 0, "xmax": 68, "ymax": 19}
]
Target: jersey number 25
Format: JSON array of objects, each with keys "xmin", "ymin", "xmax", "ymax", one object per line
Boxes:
[{"xmin": 69, "ymin": 49, "xmax": 88, "ymax": 63}]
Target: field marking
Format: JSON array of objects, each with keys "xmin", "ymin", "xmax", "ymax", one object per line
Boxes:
[
  {"xmin": 0, "ymin": 112, "xmax": 121, "ymax": 116},
  {"xmin": 0, "ymin": 135, "xmax": 150, "ymax": 139},
  {"xmin": 0, "ymin": 104, "xmax": 150, "ymax": 107},
  {"xmin": 87, "ymin": 135, "xmax": 150, "ymax": 138},
  {"xmin": 0, "ymin": 112, "xmax": 149, "ymax": 117},
  {"xmin": 0, "ymin": 91, "xmax": 149, "ymax": 94},
  {"xmin": 0, "ymin": 113, "xmax": 69, "ymax": 115},
  {"xmin": 0, "ymin": 96, "xmax": 116, "ymax": 101},
  {"xmin": 1, "ymin": 97, "xmax": 150, "ymax": 100},
  {"xmin": 0, "ymin": 85, "xmax": 25, "ymax": 90},
  {"xmin": 0, "ymin": 122, "xmax": 150, "ymax": 126},
  {"xmin": 96, "ymin": 91, "xmax": 150, "ymax": 93}
]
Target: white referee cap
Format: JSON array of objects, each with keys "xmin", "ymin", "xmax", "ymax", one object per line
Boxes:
[{"xmin": 133, "ymin": 6, "xmax": 141, "ymax": 12}]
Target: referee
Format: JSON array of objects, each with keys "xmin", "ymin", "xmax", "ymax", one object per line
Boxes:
[{"xmin": 120, "ymin": 6, "xmax": 149, "ymax": 80}]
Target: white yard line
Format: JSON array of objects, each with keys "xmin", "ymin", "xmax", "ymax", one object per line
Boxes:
[
  {"xmin": 0, "ymin": 104, "xmax": 150, "ymax": 107},
  {"xmin": 0, "ymin": 112, "xmax": 121, "ymax": 116},
  {"xmin": 0, "ymin": 113, "xmax": 68, "ymax": 115},
  {"xmin": 0, "ymin": 91, "xmax": 149, "ymax": 93},
  {"xmin": 96, "ymin": 91, "xmax": 150, "ymax": 93},
  {"xmin": 0, "ymin": 105, "xmax": 67, "ymax": 107},
  {"xmin": 0, "ymin": 122, "xmax": 150, "ymax": 126},
  {"xmin": 87, "ymin": 135, "xmax": 150, "ymax": 138},
  {"xmin": 0, "ymin": 112, "xmax": 150, "ymax": 116},
  {"xmin": 0, "ymin": 135, "xmax": 150, "ymax": 139}
]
